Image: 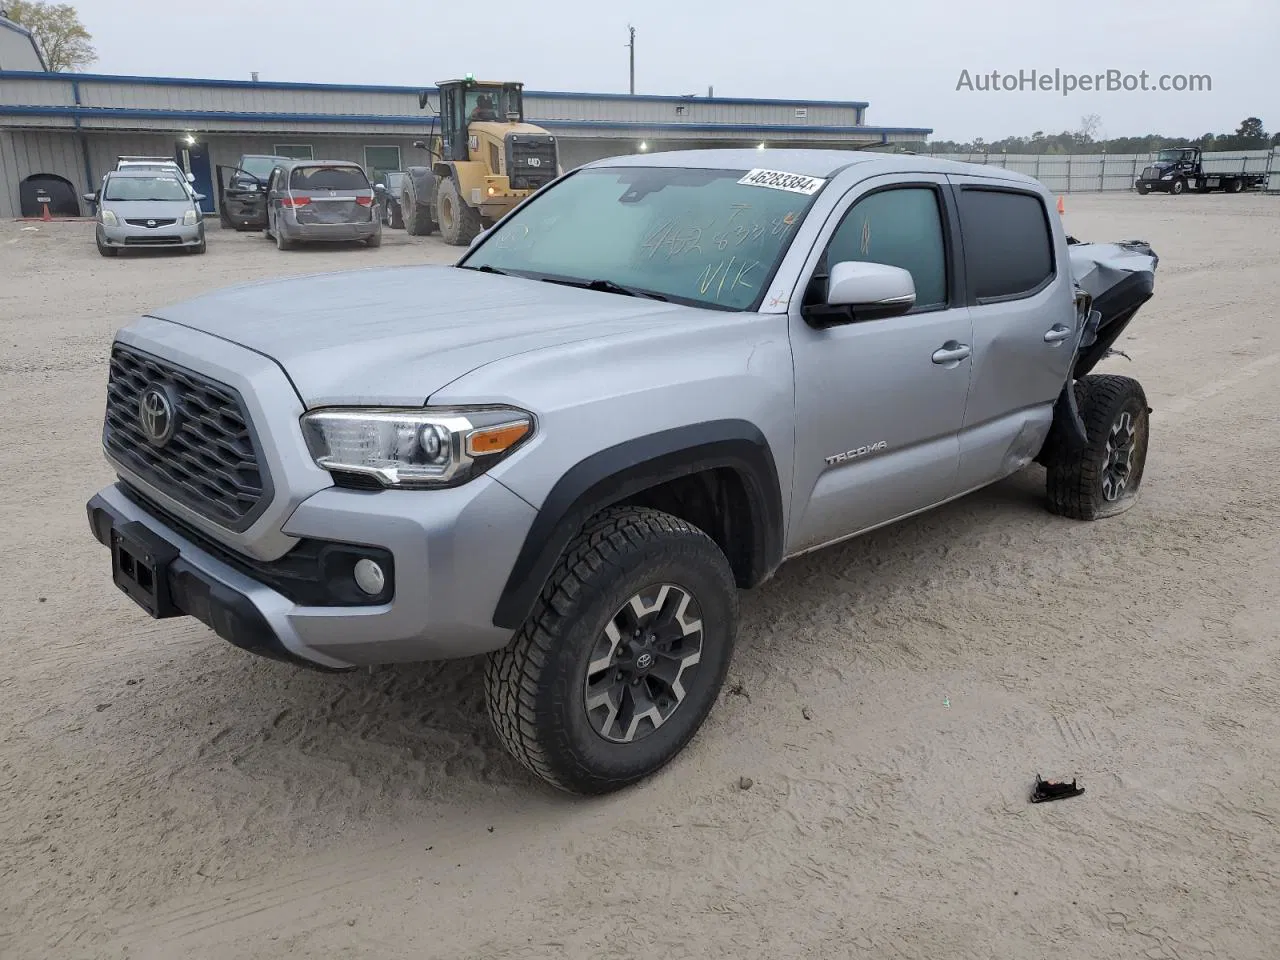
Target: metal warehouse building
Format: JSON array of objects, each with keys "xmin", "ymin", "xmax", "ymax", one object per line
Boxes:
[{"xmin": 0, "ymin": 26, "xmax": 930, "ymax": 219}]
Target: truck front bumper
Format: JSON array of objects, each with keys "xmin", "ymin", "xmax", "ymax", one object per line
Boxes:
[{"xmin": 86, "ymin": 475, "xmax": 536, "ymax": 670}]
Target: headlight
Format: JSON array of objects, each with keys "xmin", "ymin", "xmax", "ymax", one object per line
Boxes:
[
  {"xmin": 1162, "ymin": 173, "xmax": 1174, "ymax": 180},
  {"xmin": 101, "ymin": 210, "xmax": 118, "ymax": 226},
  {"xmin": 183, "ymin": 210, "xmax": 199, "ymax": 225},
  {"xmin": 301, "ymin": 407, "xmax": 534, "ymax": 488}
]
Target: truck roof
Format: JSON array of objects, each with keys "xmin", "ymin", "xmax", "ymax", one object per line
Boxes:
[{"xmin": 589, "ymin": 148, "xmax": 1042, "ymax": 188}]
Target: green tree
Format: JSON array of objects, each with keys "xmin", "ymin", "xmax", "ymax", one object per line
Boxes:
[{"xmin": 3, "ymin": 1, "xmax": 95, "ymax": 71}]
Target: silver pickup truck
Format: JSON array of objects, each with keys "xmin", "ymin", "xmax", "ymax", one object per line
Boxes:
[{"xmin": 86, "ymin": 149, "xmax": 1158, "ymax": 795}]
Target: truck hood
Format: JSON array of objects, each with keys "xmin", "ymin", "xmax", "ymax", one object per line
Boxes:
[{"xmin": 147, "ymin": 265, "xmax": 708, "ymax": 407}]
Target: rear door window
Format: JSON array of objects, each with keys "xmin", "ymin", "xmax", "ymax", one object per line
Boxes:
[
  {"xmin": 956, "ymin": 188, "xmax": 1055, "ymax": 303},
  {"xmin": 289, "ymin": 166, "xmax": 370, "ymax": 191}
]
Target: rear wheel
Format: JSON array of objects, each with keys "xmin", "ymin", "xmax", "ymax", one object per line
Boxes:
[
  {"xmin": 275, "ymin": 224, "xmax": 293, "ymax": 251},
  {"xmin": 1227, "ymin": 178, "xmax": 1244, "ymax": 194},
  {"xmin": 388, "ymin": 200, "xmax": 404, "ymax": 230},
  {"xmin": 365, "ymin": 229, "xmax": 382, "ymax": 248},
  {"xmin": 436, "ymin": 177, "xmax": 483, "ymax": 246},
  {"xmin": 1046, "ymin": 374, "xmax": 1150, "ymax": 521},
  {"xmin": 485, "ymin": 506, "xmax": 739, "ymax": 795}
]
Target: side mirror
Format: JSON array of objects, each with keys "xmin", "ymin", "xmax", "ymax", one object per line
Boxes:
[
  {"xmin": 804, "ymin": 261, "xmax": 916, "ymax": 327},
  {"xmin": 374, "ymin": 183, "xmax": 386, "ymax": 194},
  {"xmin": 82, "ymin": 192, "xmax": 98, "ymax": 203},
  {"xmin": 193, "ymin": 193, "xmax": 207, "ymax": 202},
  {"xmin": 412, "ymin": 140, "xmax": 427, "ymax": 150}
]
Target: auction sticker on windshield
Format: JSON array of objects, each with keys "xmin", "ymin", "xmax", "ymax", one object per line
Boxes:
[{"xmin": 737, "ymin": 169, "xmax": 827, "ymax": 195}]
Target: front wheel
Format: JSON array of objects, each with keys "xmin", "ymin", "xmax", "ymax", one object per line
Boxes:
[
  {"xmin": 485, "ymin": 506, "xmax": 739, "ymax": 795},
  {"xmin": 403, "ymin": 186, "xmax": 435, "ymax": 236},
  {"xmin": 1136, "ymin": 182, "xmax": 1151, "ymax": 195},
  {"xmin": 1046, "ymin": 374, "xmax": 1150, "ymax": 521},
  {"xmin": 1170, "ymin": 177, "xmax": 1186, "ymax": 195}
]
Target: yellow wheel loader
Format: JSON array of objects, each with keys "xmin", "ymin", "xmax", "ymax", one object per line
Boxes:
[{"xmin": 402, "ymin": 77, "xmax": 561, "ymax": 245}]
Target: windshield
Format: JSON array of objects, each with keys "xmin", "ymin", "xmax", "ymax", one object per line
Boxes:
[
  {"xmin": 462, "ymin": 166, "xmax": 823, "ymax": 310},
  {"xmin": 1157, "ymin": 149, "xmax": 1191, "ymax": 162},
  {"xmin": 466, "ymin": 86, "xmax": 520, "ymax": 122},
  {"xmin": 103, "ymin": 176, "xmax": 190, "ymax": 202},
  {"xmin": 289, "ymin": 165, "xmax": 369, "ymax": 191},
  {"xmin": 239, "ymin": 156, "xmax": 279, "ymax": 180}
]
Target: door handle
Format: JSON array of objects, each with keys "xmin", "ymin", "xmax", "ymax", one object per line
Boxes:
[
  {"xmin": 1043, "ymin": 324, "xmax": 1073, "ymax": 343},
  {"xmin": 931, "ymin": 342, "xmax": 972, "ymax": 365}
]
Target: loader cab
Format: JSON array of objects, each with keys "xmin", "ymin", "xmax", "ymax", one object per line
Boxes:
[{"xmin": 432, "ymin": 77, "xmax": 525, "ymax": 162}]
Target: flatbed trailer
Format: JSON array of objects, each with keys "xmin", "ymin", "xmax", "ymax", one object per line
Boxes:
[{"xmin": 1136, "ymin": 147, "xmax": 1266, "ymax": 195}]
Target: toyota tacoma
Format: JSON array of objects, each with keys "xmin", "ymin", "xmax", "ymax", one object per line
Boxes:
[{"xmin": 86, "ymin": 149, "xmax": 1158, "ymax": 795}]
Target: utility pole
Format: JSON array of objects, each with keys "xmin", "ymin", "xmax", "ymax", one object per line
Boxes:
[{"xmin": 627, "ymin": 25, "xmax": 636, "ymax": 94}]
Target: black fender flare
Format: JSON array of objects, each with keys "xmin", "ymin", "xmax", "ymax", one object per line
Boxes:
[{"xmin": 491, "ymin": 420, "xmax": 785, "ymax": 630}]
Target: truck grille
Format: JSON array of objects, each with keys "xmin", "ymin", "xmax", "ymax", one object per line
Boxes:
[
  {"xmin": 125, "ymin": 218, "xmax": 177, "ymax": 227},
  {"xmin": 104, "ymin": 344, "xmax": 270, "ymax": 531},
  {"xmin": 505, "ymin": 135, "xmax": 558, "ymax": 191},
  {"xmin": 1141, "ymin": 166, "xmax": 1160, "ymax": 180}
]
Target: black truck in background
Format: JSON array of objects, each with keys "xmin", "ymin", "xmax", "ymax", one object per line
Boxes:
[
  {"xmin": 1136, "ymin": 147, "xmax": 1266, "ymax": 195},
  {"xmin": 216, "ymin": 154, "xmax": 289, "ymax": 229}
]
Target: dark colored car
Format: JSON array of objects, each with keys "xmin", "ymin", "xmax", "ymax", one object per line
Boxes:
[
  {"xmin": 374, "ymin": 171, "xmax": 408, "ymax": 229},
  {"xmin": 264, "ymin": 159, "xmax": 384, "ymax": 250},
  {"xmin": 217, "ymin": 154, "xmax": 288, "ymax": 230}
]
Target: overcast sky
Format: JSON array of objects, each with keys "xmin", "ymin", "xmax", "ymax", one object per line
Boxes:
[{"xmin": 70, "ymin": 0, "xmax": 1277, "ymax": 142}]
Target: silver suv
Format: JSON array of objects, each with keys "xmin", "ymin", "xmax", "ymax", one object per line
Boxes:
[{"xmin": 86, "ymin": 149, "xmax": 1158, "ymax": 794}]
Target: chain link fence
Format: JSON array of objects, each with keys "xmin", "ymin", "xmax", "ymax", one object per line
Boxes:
[{"xmin": 919, "ymin": 148, "xmax": 1279, "ymax": 193}]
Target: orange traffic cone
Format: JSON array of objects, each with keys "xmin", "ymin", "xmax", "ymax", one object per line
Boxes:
[
  {"xmin": 40, "ymin": 202, "xmax": 52, "ymax": 222},
  {"xmin": 1057, "ymin": 195, "xmax": 1065, "ymax": 215}
]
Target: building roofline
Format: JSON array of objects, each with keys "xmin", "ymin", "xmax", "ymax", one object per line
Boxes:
[
  {"xmin": 0, "ymin": 17, "xmax": 49, "ymax": 71},
  {"xmin": 0, "ymin": 68, "xmax": 870, "ymax": 109},
  {"xmin": 0, "ymin": 103, "xmax": 931, "ymax": 136}
]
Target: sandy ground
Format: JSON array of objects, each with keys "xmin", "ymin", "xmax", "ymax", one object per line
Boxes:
[{"xmin": 2, "ymin": 193, "xmax": 1279, "ymax": 960}]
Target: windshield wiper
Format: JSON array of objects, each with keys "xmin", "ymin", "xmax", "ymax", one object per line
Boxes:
[
  {"xmin": 459, "ymin": 264, "xmax": 508, "ymax": 276},
  {"xmin": 540, "ymin": 277, "xmax": 668, "ymax": 301}
]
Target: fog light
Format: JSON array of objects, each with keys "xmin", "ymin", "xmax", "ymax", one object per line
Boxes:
[{"xmin": 353, "ymin": 558, "xmax": 386, "ymax": 596}]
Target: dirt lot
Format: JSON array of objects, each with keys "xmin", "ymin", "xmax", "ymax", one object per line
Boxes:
[{"xmin": 2, "ymin": 194, "xmax": 1279, "ymax": 960}]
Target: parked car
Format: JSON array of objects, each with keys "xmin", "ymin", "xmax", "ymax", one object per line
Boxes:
[
  {"xmin": 116, "ymin": 156, "xmax": 196, "ymax": 187},
  {"xmin": 374, "ymin": 170, "xmax": 408, "ymax": 229},
  {"xmin": 264, "ymin": 159, "xmax": 384, "ymax": 250},
  {"xmin": 85, "ymin": 149, "xmax": 1158, "ymax": 795},
  {"xmin": 84, "ymin": 169, "xmax": 207, "ymax": 257},
  {"xmin": 217, "ymin": 153, "xmax": 288, "ymax": 231}
]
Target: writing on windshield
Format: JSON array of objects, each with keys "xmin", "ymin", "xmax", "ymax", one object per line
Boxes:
[{"xmin": 469, "ymin": 166, "xmax": 819, "ymax": 310}]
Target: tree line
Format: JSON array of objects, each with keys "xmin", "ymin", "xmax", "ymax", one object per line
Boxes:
[{"xmin": 902, "ymin": 116, "xmax": 1279, "ymax": 156}]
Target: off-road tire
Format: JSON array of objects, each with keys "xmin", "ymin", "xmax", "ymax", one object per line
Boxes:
[
  {"xmin": 1136, "ymin": 182, "xmax": 1151, "ymax": 195},
  {"xmin": 485, "ymin": 506, "xmax": 739, "ymax": 795},
  {"xmin": 1046, "ymin": 374, "xmax": 1150, "ymax": 521},
  {"xmin": 436, "ymin": 177, "xmax": 483, "ymax": 246},
  {"xmin": 1170, "ymin": 177, "xmax": 1186, "ymax": 195},
  {"xmin": 403, "ymin": 187, "xmax": 435, "ymax": 236}
]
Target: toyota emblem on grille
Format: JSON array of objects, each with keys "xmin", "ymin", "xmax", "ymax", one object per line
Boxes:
[{"xmin": 138, "ymin": 386, "xmax": 177, "ymax": 446}]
